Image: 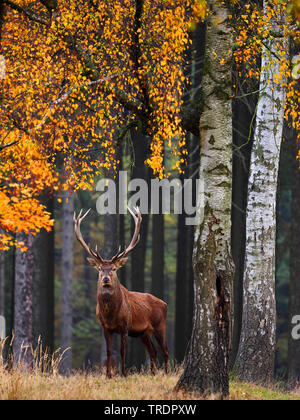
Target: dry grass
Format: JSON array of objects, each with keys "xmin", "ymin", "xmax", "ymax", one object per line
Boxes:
[
  {"xmin": 1, "ymin": 367, "xmax": 300, "ymax": 400},
  {"xmin": 1, "ymin": 340, "xmax": 299, "ymax": 400}
]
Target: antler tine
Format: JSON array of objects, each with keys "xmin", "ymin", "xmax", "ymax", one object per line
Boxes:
[
  {"xmin": 74, "ymin": 209, "xmax": 104, "ymax": 262},
  {"xmin": 111, "ymin": 207, "xmax": 142, "ymax": 263}
]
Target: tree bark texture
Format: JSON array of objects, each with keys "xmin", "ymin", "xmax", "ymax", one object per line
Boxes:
[
  {"xmin": 14, "ymin": 233, "xmax": 34, "ymax": 369},
  {"xmin": 60, "ymin": 192, "xmax": 74, "ymax": 375},
  {"xmin": 235, "ymin": 4, "xmax": 288, "ymax": 383},
  {"xmin": 177, "ymin": 0, "xmax": 234, "ymax": 397}
]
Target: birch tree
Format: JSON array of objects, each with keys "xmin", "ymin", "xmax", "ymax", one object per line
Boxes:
[
  {"xmin": 176, "ymin": 0, "xmax": 234, "ymax": 398},
  {"xmin": 235, "ymin": 2, "xmax": 288, "ymax": 383}
]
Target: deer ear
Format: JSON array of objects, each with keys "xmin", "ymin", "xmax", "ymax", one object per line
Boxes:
[
  {"xmin": 87, "ymin": 258, "xmax": 100, "ymax": 270},
  {"xmin": 115, "ymin": 257, "xmax": 128, "ymax": 269}
]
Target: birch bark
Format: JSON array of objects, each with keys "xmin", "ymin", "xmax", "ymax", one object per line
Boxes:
[
  {"xmin": 176, "ymin": 0, "xmax": 234, "ymax": 397},
  {"xmin": 235, "ymin": 4, "xmax": 288, "ymax": 383}
]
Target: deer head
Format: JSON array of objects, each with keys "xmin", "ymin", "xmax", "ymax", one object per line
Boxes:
[{"xmin": 73, "ymin": 207, "xmax": 142, "ymax": 293}]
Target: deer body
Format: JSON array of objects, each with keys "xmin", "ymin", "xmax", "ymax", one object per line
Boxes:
[
  {"xmin": 74, "ymin": 207, "xmax": 169, "ymax": 378},
  {"xmin": 97, "ymin": 285, "xmax": 167, "ymax": 337}
]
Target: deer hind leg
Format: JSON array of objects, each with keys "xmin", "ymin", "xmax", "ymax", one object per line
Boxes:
[
  {"xmin": 141, "ymin": 333, "xmax": 157, "ymax": 374},
  {"xmin": 154, "ymin": 329, "xmax": 169, "ymax": 374}
]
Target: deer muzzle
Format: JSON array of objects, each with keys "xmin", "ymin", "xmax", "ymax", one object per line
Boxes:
[{"xmin": 102, "ymin": 276, "xmax": 111, "ymax": 287}]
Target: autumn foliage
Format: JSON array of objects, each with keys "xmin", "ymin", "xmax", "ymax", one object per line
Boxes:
[
  {"xmin": 232, "ymin": 0, "xmax": 299, "ymax": 143},
  {"xmin": 0, "ymin": 0, "xmax": 299, "ymax": 250},
  {"xmin": 0, "ymin": 0, "xmax": 209, "ymax": 249}
]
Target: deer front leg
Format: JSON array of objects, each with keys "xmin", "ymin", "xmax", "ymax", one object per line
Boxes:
[
  {"xmin": 120, "ymin": 330, "xmax": 128, "ymax": 377},
  {"xmin": 104, "ymin": 329, "xmax": 113, "ymax": 379}
]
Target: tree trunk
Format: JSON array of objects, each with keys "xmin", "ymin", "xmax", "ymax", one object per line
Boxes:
[
  {"xmin": 230, "ymin": 79, "xmax": 256, "ymax": 369},
  {"xmin": 151, "ymin": 213, "xmax": 164, "ymax": 300},
  {"xmin": 130, "ymin": 129, "xmax": 150, "ymax": 295},
  {"xmin": 174, "ymin": 135, "xmax": 199, "ymax": 364},
  {"xmin": 99, "ymin": 155, "xmax": 120, "ymax": 368},
  {"xmin": 288, "ymin": 127, "xmax": 300, "ymax": 387},
  {"xmin": 33, "ymin": 196, "xmax": 55, "ymax": 354},
  {"xmin": 174, "ymin": 190, "xmax": 188, "ymax": 364},
  {"xmin": 102, "ymin": 190, "xmax": 119, "ymax": 367},
  {"xmin": 176, "ymin": 0, "xmax": 233, "ymax": 398},
  {"xmin": 174, "ymin": 18, "xmax": 204, "ymax": 364},
  {"xmin": 0, "ymin": 250, "xmax": 4, "ymax": 318},
  {"xmin": 128, "ymin": 129, "xmax": 150, "ymax": 370},
  {"xmin": 185, "ymin": 134, "xmax": 200, "ymax": 348},
  {"xmin": 60, "ymin": 192, "xmax": 74, "ymax": 375},
  {"xmin": 118, "ymin": 140, "xmax": 127, "ymax": 288},
  {"xmin": 13, "ymin": 233, "xmax": 34, "ymax": 369},
  {"xmin": 235, "ymin": 6, "xmax": 288, "ymax": 383}
]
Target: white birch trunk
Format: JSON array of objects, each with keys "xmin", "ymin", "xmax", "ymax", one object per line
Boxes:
[
  {"xmin": 235, "ymin": 4, "xmax": 288, "ymax": 383},
  {"xmin": 177, "ymin": 0, "xmax": 234, "ymax": 397}
]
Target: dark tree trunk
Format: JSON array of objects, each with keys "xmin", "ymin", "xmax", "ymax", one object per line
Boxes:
[
  {"xmin": 118, "ymin": 140, "xmax": 127, "ymax": 288},
  {"xmin": 151, "ymin": 213, "xmax": 164, "ymax": 300},
  {"xmin": 174, "ymin": 191, "xmax": 188, "ymax": 363},
  {"xmin": 60, "ymin": 192, "xmax": 74, "ymax": 375},
  {"xmin": 0, "ymin": 249, "xmax": 4, "ymax": 318},
  {"xmin": 174, "ymin": 17, "xmax": 204, "ymax": 363},
  {"xmin": 175, "ymin": 132, "xmax": 200, "ymax": 363},
  {"xmin": 230, "ymin": 79, "xmax": 256, "ymax": 369},
  {"xmin": 128, "ymin": 129, "xmax": 150, "ymax": 370},
  {"xmin": 288, "ymin": 127, "xmax": 300, "ymax": 387},
  {"xmin": 100, "ymin": 156, "xmax": 119, "ymax": 368},
  {"xmin": 102, "ymin": 200, "xmax": 119, "ymax": 367},
  {"xmin": 13, "ymin": 233, "xmax": 34, "ymax": 369},
  {"xmin": 287, "ymin": 39, "xmax": 300, "ymax": 388},
  {"xmin": 33, "ymin": 196, "xmax": 55, "ymax": 354}
]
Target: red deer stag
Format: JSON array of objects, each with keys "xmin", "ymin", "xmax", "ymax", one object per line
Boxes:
[{"xmin": 73, "ymin": 207, "xmax": 169, "ymax": 378}]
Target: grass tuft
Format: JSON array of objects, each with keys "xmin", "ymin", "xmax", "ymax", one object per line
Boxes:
[{"xmin": 1, "ymin": 340, "xmax": 299, "ymax": 400}]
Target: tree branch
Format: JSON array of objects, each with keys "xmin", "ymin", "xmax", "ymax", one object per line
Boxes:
[
  {"xmin": 131, "ymin": 0, "xmax": 149, "ymax": 109},
  {"xmin": 4, "ymin": 0, "xmax": 48, "ymax": 25},
  {"xmin": 0, "ymin": 139, "xmax": 18, "ymax": 151}
]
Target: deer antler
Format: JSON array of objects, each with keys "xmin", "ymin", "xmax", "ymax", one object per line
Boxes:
[
  {"xmin": 74, "ymin": 207, "xmax": 142, "ymax": 264},
  {"xmin": 110, "ymin": 207, "xmax": 142, "ymax": 262},
  {"xmin": 73, "ymin": 209, "xmax": 105, "ymax": 264}
]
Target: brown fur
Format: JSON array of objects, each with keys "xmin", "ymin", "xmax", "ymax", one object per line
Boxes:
[
  {"xmin": 95, "ymin": 261, "xmax": 169, "ymax": 378},
  {"xmin": 74, "ymin": 208, "xmax": 168, "ymax": 378}
]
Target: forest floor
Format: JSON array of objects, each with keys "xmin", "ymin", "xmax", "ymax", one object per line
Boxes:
[{"xmin": 0, "ymin": 367, "xmax": 299, "ymax": 400}]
